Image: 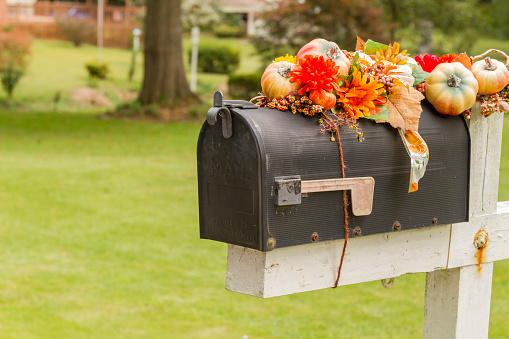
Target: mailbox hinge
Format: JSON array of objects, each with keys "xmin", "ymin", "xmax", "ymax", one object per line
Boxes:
[
  {"xmin": 274, "ymin": 176, "xmax": 375, "ymax": 216},
  {"xmin": 206, "ymin": 91, "xmax": 258, "ymax": 138}
]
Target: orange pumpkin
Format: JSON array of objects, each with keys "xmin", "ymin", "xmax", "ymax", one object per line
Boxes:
[
  {"xmin": 296, "ymin": 38, "xmax": 351, "ymax": 75},
  {"xmin": 309, "ymin": 89, "xmax": 337, "ymax": 110},
  {"xmin": 471, "ymin": 57, "xmax": 509, "ymax": 94},
  {"xmin": 425, "ymin": 62, "xmax": 479, "ymax": 115},
  {"xmin": 261, "ymin": 61, "xmax": 301, "ymax": 100}
]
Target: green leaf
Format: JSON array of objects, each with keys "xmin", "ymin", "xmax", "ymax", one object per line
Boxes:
[
  {"xmin": 410, "ymin": 63, "xmax": 430, "ymax": 87},
  {"xmin": 363, "ymin": 105, "xmax": 390, "ymax": 122},
  {"xmin": 363, "ymin": 39, "xmax": 390, "ymax": 55}
]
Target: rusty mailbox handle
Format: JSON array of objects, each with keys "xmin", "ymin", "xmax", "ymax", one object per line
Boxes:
[{"xmin": 274, "ymin": 176, "xmax": 375, "ymax": 216}]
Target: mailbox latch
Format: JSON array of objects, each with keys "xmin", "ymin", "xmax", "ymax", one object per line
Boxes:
[
  {"xmin": 274, "ymin": 176, "xmax": 302, "ymax": 206},
  {"xmin": 207, "ymin": 91, "xmax": 258, "ymax": 139},
  {"xmin": 274, "ymin": 176, "xmax": 375, "ymax": 216}
]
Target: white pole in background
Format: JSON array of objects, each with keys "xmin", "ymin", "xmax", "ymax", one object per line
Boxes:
[
  {"xmin": 97, "ymin": 0, "xmax": 104, "ymax": 62},
  {"xmin": 129, "ymin": 28, "xmax": 142, "ymax": 81},
  {"xmin": 190, "ymin": 26, "xmax": 200, "ymax": 93}
]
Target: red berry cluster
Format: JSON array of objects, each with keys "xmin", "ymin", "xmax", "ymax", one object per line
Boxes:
[
  {"xmin": 257, "ymin": 94, "xmax": 325, "ymax": 117},
  {"xmin": 415, "ymin": 82, "xmax": 427, "ymax": 94}
]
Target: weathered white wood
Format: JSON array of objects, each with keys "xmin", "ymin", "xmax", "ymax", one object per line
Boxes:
[
  {"xmin": 482, "ymin": 112, "xmax": 503, "ymax": 213},
  {"xmin": 468, "ymin": 105, "xmax": 504, "ymax": 216},
  {"xmin": 423, "ymin": 263, "xmax": 493, "ymax": 339},
  {"xmin": 226, "ymin": 203, "xmax": 509, "ymax": 298}
]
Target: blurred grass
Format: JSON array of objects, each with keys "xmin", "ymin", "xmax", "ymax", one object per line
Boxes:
[
  {"xmin": 0, "ymin": 111, "xmax": 507, "ymax": 338},
  {"xmin": 8, "ymin": 37, "xmax": 260, "ymax": 112}
]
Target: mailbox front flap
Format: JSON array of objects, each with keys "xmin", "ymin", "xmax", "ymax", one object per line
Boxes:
[{"xmin": 197, "ymin": 110, "xmax": 265, "ymax": 250}]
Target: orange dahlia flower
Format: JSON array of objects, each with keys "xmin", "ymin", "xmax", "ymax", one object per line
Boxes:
[
  {"xmin": 336, "ymin": 68, "xmax": 387, "ymax": 119},
  {"xmin": 438, "ymin": 53, "xmax": 456, "ymax": 64},
  {"xmin": 289, "ymin": 55, "xmax": 341, "ymax": 104}
]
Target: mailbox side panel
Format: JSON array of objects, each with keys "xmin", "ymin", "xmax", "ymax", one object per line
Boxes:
[
  {"xmin": 197, "ymin": 113, "xmax": 263, "ymax": 250},
  {"xmin": 239, "ymin": 103, "xmax": 469, "ymax": 250}
]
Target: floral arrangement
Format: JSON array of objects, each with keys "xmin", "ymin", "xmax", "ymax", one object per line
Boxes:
[
  {"xmin": 252, "ymin": 37, "xmax": 509, "ymax": 193},
  {"xmin": 254, "ymin": 37, "xmax": 509, "ymax": 132}
]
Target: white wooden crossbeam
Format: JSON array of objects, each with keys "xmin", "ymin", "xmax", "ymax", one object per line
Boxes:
[{"xmin": 225, "ymin": 202, "xmax": 509, "ymax": 298}]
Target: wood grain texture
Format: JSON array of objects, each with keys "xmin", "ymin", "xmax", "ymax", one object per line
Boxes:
[{"xmin": 423, "ymin": 263, "xmax": 493, "ymax": 339}]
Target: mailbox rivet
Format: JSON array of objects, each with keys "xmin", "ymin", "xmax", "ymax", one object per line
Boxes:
[
  {"xmin": 432, "ymin": 217, "xmax": 438, "ymax": 225},
  {"xmin": 393, "ymin": 221, "xmax": 401, "ymax": 231},
  {"xmin": 311, "ymin": 232, "xmax": 318, "ymax": 242},
  {"xmin": 353, "ymin": 227, "xmax": 361, "ymax": 236},
  {"xmin": 267, "ymin": 238, "xmax": 275, "ymax": 248}
]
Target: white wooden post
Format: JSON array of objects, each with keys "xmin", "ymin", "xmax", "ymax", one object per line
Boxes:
[
  {"xmin": 190, "ymin": 26, "xmax": 200, "ymax": 93},
  {"xmin": 422, "ymin": 104, "xmax": 503, "ymax": 338},
  {"xmin": 224, "ymin": 104, "xmax": 509, "ymax": 337},
  {"xmin": 97, "ymin": 0, "xmax": 104, "ymax": 62}
]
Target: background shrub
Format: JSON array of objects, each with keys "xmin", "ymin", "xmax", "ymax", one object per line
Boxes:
[
  {"xmin": 56, "ymin": 17, "xmax": 96, "ymax": 47},
  {"xmin": 85, "ymin": 62, "xmax": 110, "ymax": 80},
  {"xmin": 214, "ymin": 24, "xmax": 244, "ymax": 38},
  {"xmin": 190, "ymin": 41, "xmax": 240, "ymax": 74},
  {"xmin": 0, "ymin": 29, "xmax": 31, "ymax": 102},
  {"xmin": 228, "ymin": 73, "xmax": 262, "ymax": 100}
]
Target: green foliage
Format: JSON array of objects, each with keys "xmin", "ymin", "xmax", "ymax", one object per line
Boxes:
[
  {"xmin": 85, "ymin": 61, "xmax": 110, "ymax": 80},
  {"xmin": 182, "ymin": 0, "xmax": 221, "ymax": 32},
  {"xmin": 0, "ymin": 29, "xmax": 31, "ymax": 102},
  {"xmin": 228, "ymin": 73, "xmax": 262, "ymax": 100},
  {"xmin": 250, "ymin": 0, "xmax": 389, "ymax": 66},
  {"xmin": 1, "ymin": 67, "xmax": 24, "ymax": 99},
  {"xmin": 190, "ymin": 41, "xmax": 240, "ymax": 74},
  {"xmin": 56, "ymin": 17, "xmax": 96, "ymax": 47},
  {"xmin": 214, "ymin": 24, "xmax": 244, "ymax": 38},
  {"xmin": 379, "ymin": 0, "xmax": 480, "ymax": 54}
]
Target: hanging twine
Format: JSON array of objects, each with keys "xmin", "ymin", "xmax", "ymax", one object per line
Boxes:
[
  {"xmin": 333, "ymin": 127, "xmax": 350, "ymax": 288},
  {"xmin": 320, "ymin": 113, "xmax": 350, "ymax": 289}
]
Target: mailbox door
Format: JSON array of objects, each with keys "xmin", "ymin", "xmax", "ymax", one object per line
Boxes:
[{"xmin": 198, "ymin": 113, "xmax": 263, "ymax": 250}]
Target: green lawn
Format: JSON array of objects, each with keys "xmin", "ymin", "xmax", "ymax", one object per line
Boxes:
[
  {"xmin": 1, "ymin": 36, "xmax": 509, "ymax": 338},
  {"xmin": 0, "ymin": 111, "xmax": 508, "ymax": 338}
]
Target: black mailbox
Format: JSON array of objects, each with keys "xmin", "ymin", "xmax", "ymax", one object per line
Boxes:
[{"xmin": 197, "ymin": 95, "xmax": 470, "ymax": 252}]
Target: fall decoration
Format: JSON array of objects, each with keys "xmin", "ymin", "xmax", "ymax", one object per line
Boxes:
[
  {"xmin": 415, "ymin": 52, "xmax": 472, "ymax": 74},
  {"xmin": 273, "ymin": 54, "xmax": 297, "ymax": 64},
  {"xmin": 289, "ymin": 55, "xmax": 341, "ymax": 110},
  {"xmin": 261, "ymin": 61, "xmax": 301, "ymax": 100},
  {"xmin": 336, "ymin": 68, "xmax": 386, "ymax": 119},
  {"xmin": 369, "ymin": 42, "xmax": 409, "ymax": 66},
  {"xmin": 296, "ymin": 38, "xmax": 351, "ymax": 75},
  {"xmin": 425, "ymin": 62, "xmax": 479, "ymax": 115},
  {"xmin": 386, "ymin": 87, "xmax": 425, "ymax": 131},
  {"xmin": 415, "ymin": 54, "xmax": 440, "ymax": 73},
  {"xmin": 471, "ymin": 49, "xmax": 509, "ymax": 95}
]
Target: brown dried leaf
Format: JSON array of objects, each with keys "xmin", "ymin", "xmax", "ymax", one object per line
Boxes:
[
  {"xmin": 453, "ymin": 52, "xmax": 472, "ymax": 70},
  {"xmin": 387, "ymin": 87, "xmax": 425, "ymax": 131},
  {"xmin": 356, "ymin": 36, "xmax": 365, "ymax": 52}
]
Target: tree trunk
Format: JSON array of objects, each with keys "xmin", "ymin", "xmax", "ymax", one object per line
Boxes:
[{"xmin": 139, "ymin": 0, "xmax": 196, "ymax": 105}]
